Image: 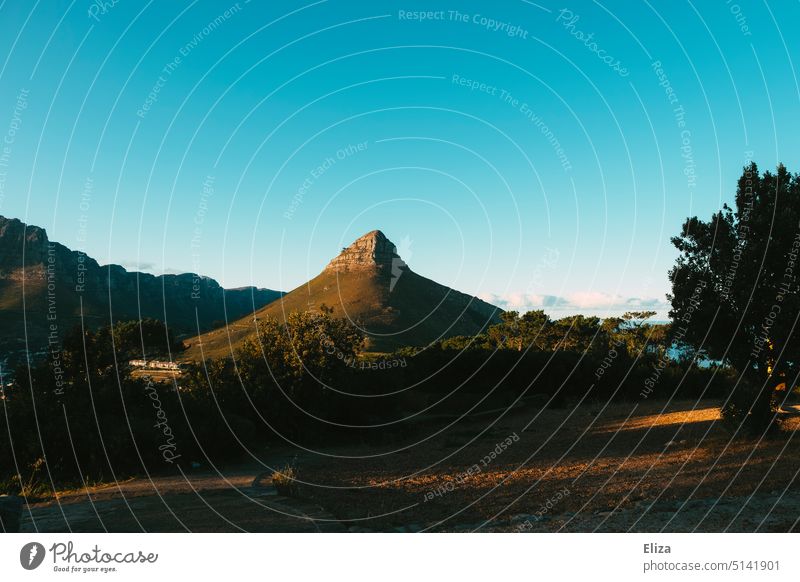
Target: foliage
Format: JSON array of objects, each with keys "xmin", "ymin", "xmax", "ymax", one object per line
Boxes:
[
  {"xmin": 669, "ymin": 163, "xmax": 800, "ymax": 431},
  {"xmin": 272, "ymin": 463, "xmax": 299, "ymax": 497},
  {"xmin": 237, "ymin": 310, "xmax": 365, "ymax": 400},
  {"xmin": 1, "ymin": 320, "xmax": 226, "ymax": 495},
  {"xmin": 1, "ymin": 332, "xmax": 180, "ymax": 493},
  {"xmin": 56, "ymin": 318, "xmax": 181, "ymax": 379},
  {"xmin": 111, "ymin": 318, "xmax": 183, "ymax": 359},
  {"xmin": 179, "ymin": 309, "xmax": 395, "ymax": 442},
  {"xmin": 483, "ymin": 309, "xmax": 666, "ymax": 357},
  {"xmin": 721, "ymin": 378, "xmax": 779, "ymax": 436},
  {"xmin": 395, "ymin": 338, "xmax": 730, "ymax": 414}
]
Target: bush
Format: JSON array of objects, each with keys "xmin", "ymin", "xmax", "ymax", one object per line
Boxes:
[
  {"xmin": 0, "ymin": 320, "xmax": 226, "ymax": 495},
  {"xmin": 721, "ymin": 378, "xmax": 778, "ymax": 436},
  {"xmin": 180, "ymin": 310, "xmax": 407, "ymax": 444},
  {"xmin": 272, "ymin": 463, "xmax": 299, "ymax": 497}
]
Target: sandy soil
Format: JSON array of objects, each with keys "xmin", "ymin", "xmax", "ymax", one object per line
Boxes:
[{"xmin": 293, "ymin": 399, "xmax": 800, "ymax": 532}]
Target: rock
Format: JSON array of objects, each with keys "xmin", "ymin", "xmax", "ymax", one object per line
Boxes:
[
  {"xmin": 324, "ymin": 230, "xmax": 403, "ymax": 273},
  {"xmin": 0, "ymin": 495, "xmax": 23, "ymax": 532}
]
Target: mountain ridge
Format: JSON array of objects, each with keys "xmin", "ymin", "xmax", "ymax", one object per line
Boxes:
[{"xmin": 0, "ymin": 215, "xmax": 283, "ymax": 363}]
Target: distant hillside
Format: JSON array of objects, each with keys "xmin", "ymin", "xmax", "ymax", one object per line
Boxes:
[
  {"xmin": 0, "ymin": 215, "xmax": 282, "ymax": 363},
  {"xmin": 183, "ymin": 230, "xmax": 502, "ymax": 360}
]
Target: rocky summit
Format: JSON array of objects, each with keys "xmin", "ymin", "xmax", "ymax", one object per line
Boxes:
[{"xmin": 324, "ymin": 230, "xmax": 403, "ymax": 273}]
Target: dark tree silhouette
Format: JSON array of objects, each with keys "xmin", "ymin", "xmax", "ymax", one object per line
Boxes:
[{"xmin": 668, "ymin": 163, "xmax": 800, "ymax": 431}]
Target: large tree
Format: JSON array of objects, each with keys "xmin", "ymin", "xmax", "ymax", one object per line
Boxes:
[
  {"xmin": 669, "ymin": 163, "xmax": 800, "ymax": 427},
  {"xmin": 233, "ymin": 309, "xmax": 365, "ymax": 409}
]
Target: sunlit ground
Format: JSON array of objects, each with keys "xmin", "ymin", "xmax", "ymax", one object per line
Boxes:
[
  {"xmin": 297, "ymin": 399, "xmax": 800, "ymax": 532},
  {"xmin": 599, "ymin": 406, "xmax": 722, "ymax": 433}
]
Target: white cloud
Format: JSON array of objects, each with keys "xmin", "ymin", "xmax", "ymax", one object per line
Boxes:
[
  {"xmin": 119, "ymin": 259, "xmax": 157, "ymax": 271},
  {"xmin": 118, "ymin": 260, "xmax": 184, "ymax": 276},
  {"xmin": 567, "ymin": 291, "xmax": 619, "ymax": 309},
  {"xmin": 478, "ymin": 291, "xmax": 669, "ymax": 317}
]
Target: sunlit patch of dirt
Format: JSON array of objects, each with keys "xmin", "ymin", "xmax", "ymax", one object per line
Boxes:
[
  {"xmin": 598, "ymin": 406, "xmax": 722, "ymax": 432},
  {"xmin": 297, "ymin": 399, "xmax": 800, "ymax": 532}
]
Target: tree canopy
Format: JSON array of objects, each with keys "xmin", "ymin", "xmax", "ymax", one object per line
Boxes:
[
  {"xmin": 669, "ymin": 163, "xmax": 800, "ymax": 430},
  {"xmin": 669, "ymin": 163, "xmax": 800, "ymax": 382}
]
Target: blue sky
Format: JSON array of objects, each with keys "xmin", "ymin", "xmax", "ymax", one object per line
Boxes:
[{"xmin": 0, "ymin": 0, "xmax": 798, "ymax": 318}]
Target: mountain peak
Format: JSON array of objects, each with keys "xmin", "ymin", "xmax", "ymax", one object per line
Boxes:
[
  {"xmin": 0, "ymin": 215, "xmax": 48, "ymax": 242},
  {"xmin": 360, "ymin": 229, "xmax": 387, "ymax": 242},
  {"xmin": 185, "ymin": 228, "xmax": 503, "ymax": 357},
  {"xmin": 324, "ymin": 230, "xmax": 403, "ymax": 273},
  {"xmin": 0, "ymin": 215, "xmax": 51, "ymax": 271}
]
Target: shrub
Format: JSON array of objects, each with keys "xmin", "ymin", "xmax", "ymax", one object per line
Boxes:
[
  {"xmin": 721, "ymin": 377, "xmax": 778, "ymax": 436},
  {"xmin": 272, "ymin": 463, "xmax": 299, "ymax": 497}
]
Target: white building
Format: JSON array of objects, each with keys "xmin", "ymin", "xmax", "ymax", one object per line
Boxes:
[{"xmin": 129, "ymin": 359, "xmax": 181, "ymax": 371}]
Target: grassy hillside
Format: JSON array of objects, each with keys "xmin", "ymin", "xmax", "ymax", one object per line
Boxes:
[{"xmin": 183, "ymin": 265, "xmax": 501, "ymax": 360}]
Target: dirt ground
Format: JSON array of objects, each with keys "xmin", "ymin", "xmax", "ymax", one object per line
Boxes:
[
  {"xmin": 294, "ymin": 399, "xmax": 800, "ymax": 532},
  {"xmin": 20, "ymin": 399, "xmax": 800, "ymax": 532},
  {"xmin": 20, "ymin": 457, "xmax": 344, "ymax": 533}
]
